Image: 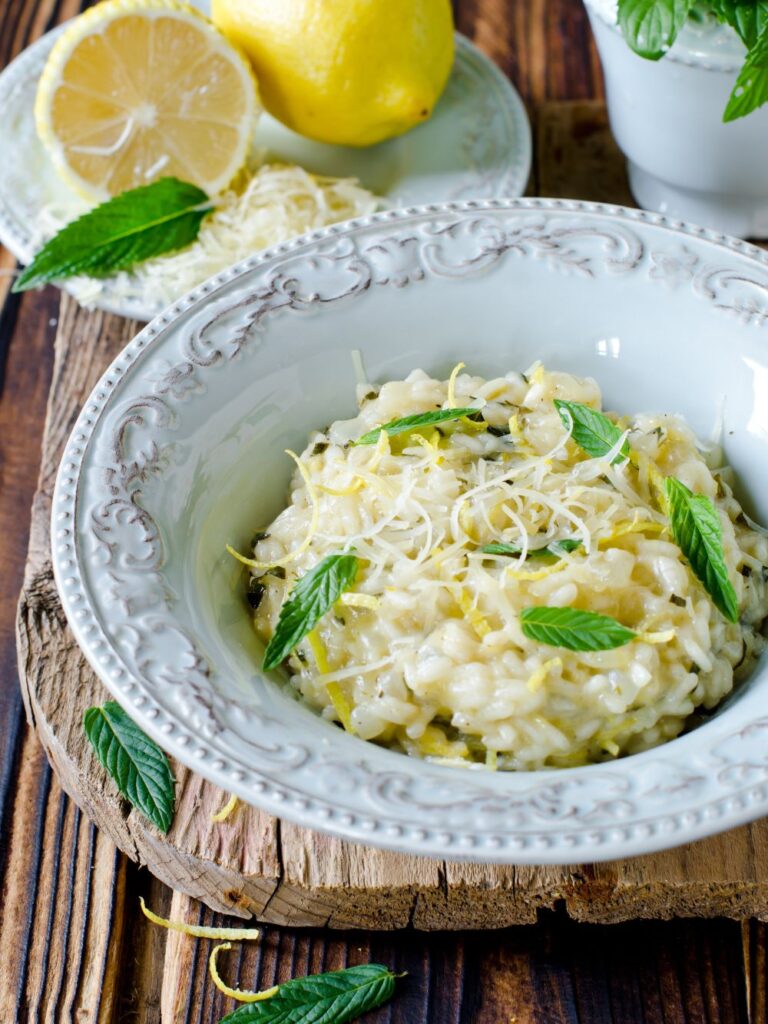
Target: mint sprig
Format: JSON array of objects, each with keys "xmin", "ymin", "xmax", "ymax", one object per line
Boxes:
[
  {"xmin": 83, "ymin": 701, "xmax": 175, "ymax": 832},
  {"xmin": 14, "ymin": 177, "xmax": 211, "ymax": 291},
  {"xmin": 520, "ymin": 606, "xmax": 637, "ymax": 651},
  {"xmin": 710, "ymin": 0, "xmax": 768, "ymax": 48},
  {"xmin": 554, "ymin": 399, "xmax": 630, "ymax": 463},
  {"xmin": 219, "ymin": 964, "xmax": 398, "ymax": 1023},
  {"xmin": 263, "ymin": 552, "xmax": 359, "ymax": 670},
  {"xmin": 723, "ymin": 23, "xmax": 768, "ymax": 121},
  {"xmin": 617, "ymin": 0, "xmax": 768, "ymax": 120},
  {"xmin": 618, "ymin": 0, "xmax": 695, "ymax": 59},
  {"xmin": 664, "ymin": 477, "xmax": 739, "ymax": 621},
  {"xmin": 355, "ymin": 408, "xmax": 481, "ymax": 445}
]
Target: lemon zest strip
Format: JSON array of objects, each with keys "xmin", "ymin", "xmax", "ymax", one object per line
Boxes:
[
  {"xmin": 598, "ymin": 515, "xmax": 666, "ymax": 547},
  {"xmin": 306, "ymin": 628, "xmax": 331, "ymax": 674},
  {"xmin": 226, "ymin": 450, "xmax": 319, "ymax": 570},
  {"xmin": 209, "ymin": 943, "xmax": 278, "ymax": 1003},
  {"xmin": 418, "ymin": 724, "xmax": 469, "ymax": 759},
  {"xmin": 447, "ymin": 362, "xmax": 465, "ymax": 408},
  {"xmin": 139, "ymin": 898, "xmax": 260, "ymax": 941},
  {"xmin": 527, "ymin": 657, "xmax": 562, "ymax": 692},
  {"xmin": 637, "ymin": 629, "xmax": 676, "ymax": 644},
  {"xmin": 211, "ymin": 793, "xmax": 239, "ymax": 823},
  {"xmin": 457, "ymin": 589, "xmax": 491, "ymax": 638},
  {"xmin": 326, "ymin": 682, "xmax": 354, "ymax": 732},
  {"xmin": 338, "ymin": 592, "xmax": 380, "ymax": 610},
  {"xmin": 506, "ymin": 559, "xmax": 571, "ymax": 583},
  {"xmin": 318, "ymin": 430, "xmax": 389, "ymax": 494}
]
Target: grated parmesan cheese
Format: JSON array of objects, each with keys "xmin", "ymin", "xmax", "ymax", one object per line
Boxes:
[{"xmin": 35, "ymin": 162, "xmax": 380, "ymax": 313}]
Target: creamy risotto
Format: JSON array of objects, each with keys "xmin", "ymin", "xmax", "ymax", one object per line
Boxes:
[{"xmin": 235, "ymin": 364, "xmax": 768, "ymax": 770}]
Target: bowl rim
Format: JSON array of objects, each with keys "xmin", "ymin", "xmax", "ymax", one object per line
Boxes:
[{"xmin": 52, "ymin": 196, "xmax": 768, "ymax": 864}]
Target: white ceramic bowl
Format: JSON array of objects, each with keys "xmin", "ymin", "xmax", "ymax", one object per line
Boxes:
[{"xmin": 53, "ymin": 199, "xmax": 768, "ymax": 864}]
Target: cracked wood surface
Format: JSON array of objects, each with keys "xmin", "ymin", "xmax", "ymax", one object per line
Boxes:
[{"xmin": 2, "ymin": 1, "xmax": 767, "ymax": 1022}]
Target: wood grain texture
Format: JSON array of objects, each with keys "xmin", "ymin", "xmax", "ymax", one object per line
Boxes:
[{"xmin": 2, "ymin": 0, "xmax": 767, "ymax": 1022}]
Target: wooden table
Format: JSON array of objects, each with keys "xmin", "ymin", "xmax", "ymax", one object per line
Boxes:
[{"xmin": 1, "ymin": 1, "xmax": 766, "ymax": 1021}]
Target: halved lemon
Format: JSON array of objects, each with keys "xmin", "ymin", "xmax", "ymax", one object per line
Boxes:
[{"xmin": 35, "ymin": 0, "xmax": 259, "ymax": 200}]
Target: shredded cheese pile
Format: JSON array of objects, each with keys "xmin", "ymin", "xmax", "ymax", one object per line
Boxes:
[
  {"xmin": 245, "ymin": 364, "xmax": 768, "ymax": 770},
  {"xmin": 34, "ymin": 162, "xmax": 379, "ymax": 311}
]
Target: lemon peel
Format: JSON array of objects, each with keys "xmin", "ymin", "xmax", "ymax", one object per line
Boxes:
[
  {"xmin": 526, "ymin": 657, "xmax": 562, "ymax": 693},
  {"xmin": 227, "ymin": 450, "xmax": 318, "ymax": 570},
  {"xmin": 338, "ymin": 592, "xmax": 380, "ymax": 609},
  {"xmin": 325, "ymin": 683, "xmax": 354, "ymax": 732},
  {"xmin": 317, "ymin": 431, "xmax": 389, "ymax": 495},
  {"xmin": 211, "ymin": 793, "xmax": 239, "ymax": 822},
  {"xmin": 637, "ymin": 629, "xmax": 676, "ymax": 645},
  {"xmin": 447, "ymin": 362, "xmax": 465, "ymax": 409},
  {"xmin": 209, "ymin": 943, "xmax": 278, "ymax": 1003},
  {"xmin": 598, "ymin": 515, "xmax": 666, "ymax": 546},
  {"xmin": 306, "ymin": 628, "xmax": 331, "ymax": 674},
  {"xmin": 457, "ymin": 588, "xmax": 491, "ymax": 638},
  {"xmin": 506, "ymin": 559, "xmax": 572, "ymax": 583},
  {"xmin": 139, "ymin": 897, "xmax": 261, "ymax": 940},
  {"xmin": 418, "ymin": 724, "xmax": 469, "ymax": 759}
]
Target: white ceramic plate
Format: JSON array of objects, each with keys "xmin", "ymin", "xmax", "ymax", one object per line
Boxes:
[
  {"xmin": 0, "ymin": 23, "xmax": 531, "ymax": 321},
  {"xmin": 52, "ymin": 199, "xmax": 768, "ymax": 864}
]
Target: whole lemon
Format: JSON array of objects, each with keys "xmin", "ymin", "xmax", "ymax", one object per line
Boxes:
[{"xmin": 212, "ymin": 0, "xmax": 455, "ymax": 147}]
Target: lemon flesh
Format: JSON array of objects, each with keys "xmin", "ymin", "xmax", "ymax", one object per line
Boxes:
[
  {"xmin": 35, "ymin": 0, "xmax": 260, "ymax": 200},
  {"xmin": 212, "ymin": 0, "xmax": 454, "ymax": 147}
]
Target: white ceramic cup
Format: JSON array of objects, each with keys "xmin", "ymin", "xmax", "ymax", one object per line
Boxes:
[{"xmin": 584, "ymin": 2, "xmax": 768, "ymax": 238}]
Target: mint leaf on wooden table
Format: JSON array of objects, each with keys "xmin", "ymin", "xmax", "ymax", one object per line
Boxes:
[
  {"xmin": 617, "ymin": 0, "xmax": 695, "ymax": 59},
  {"xmin": 355, "ymin": 408, "xmax": 481, "ymax": 445},
  {"xmin": 13, "ymin": 177, "xmax": 211, "ymax": 291},
  {"xmin": 554, "ymin": 399, "xmax": 630, "ymax": 463},
  {"xmin": 481, "ymin": 539, "xmax": 583, "ymax": 560},
  {"xmin": 520, "ymin": 606, "xmax": 637, "ymax": 651},
  {"xmin": 83, "ymin": 701, "xmax": 175, "ymax": 833},
  {"xmin": 723, "ymin": 24, "xmax": 768, "ymax": 121},
  {"xmin": 219, "ymin": 964, "xmax": 398, "ymax": 1023},
  {"xmin": 664, "ymin": 477, "xmax": 739, "ymax": 621},
  {"xmin": 262, "ymin": 552, "xmax": 359, "ymax": 670}
]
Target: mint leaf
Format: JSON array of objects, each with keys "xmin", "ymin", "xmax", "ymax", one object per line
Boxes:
[
  {"xmin": 710, "ymin": 0, "xmax": 768, "ymax": 48},
  {"xmin": 355, "ymin": 408, "xmax": 481, "ymax": 445},
  {"xmin": 724, "ymin": 24, "xmax": 768, "ymax": 121},
  {"xmin": 664, "ymin": 478, "xmax": 739, "ymax": 620},
  {"xmin": 617, "ymin": 0, "xmax": 694, "ymax": 58},
  {"xmin": 83, "ymin": 701, "xmax": 174, "ymax": 832},
  {"xmin": 520, "ymin": 606, "xmax": 637, "ymax": 651},
  {"xmin": 481, "ymin": 538, "xmax": 583, "ymax": 560},
  {"xmin": 554, "ymin": 399, "xmax": 630, "ymax": 463},
  {"xmin": 219, "ymin": 964, "xmax": 397, "ymax": 1023},
  {"xmin": 14, "ymin": 177, "xmax": 211, "ymax": 291},
  {"xmin": 263, "ymin": 552, "xmax": 359, "ymax": 670}
]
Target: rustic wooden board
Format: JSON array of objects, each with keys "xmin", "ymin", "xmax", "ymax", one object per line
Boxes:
[{"xmin": 13, "ymin": 99, "xmax": 768, "ymax": 932}]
